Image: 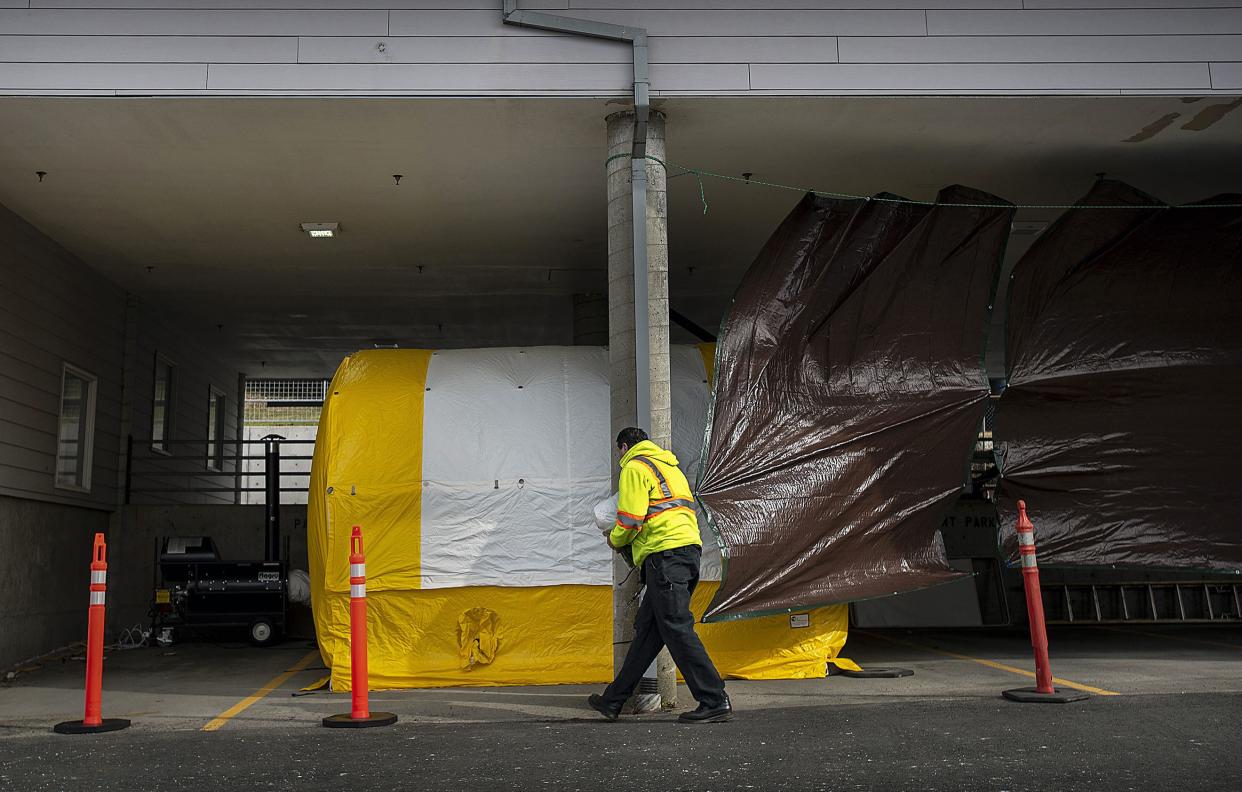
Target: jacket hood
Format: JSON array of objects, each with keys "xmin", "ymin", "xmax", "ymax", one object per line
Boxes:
[{"xmin": 620, "ymin": 439, "xmax": 680, "ymax": 469}]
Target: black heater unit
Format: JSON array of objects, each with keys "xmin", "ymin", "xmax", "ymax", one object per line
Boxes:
[{"xmin": 151, "ymin": 436, "xmax": 289, "ymax": 646}]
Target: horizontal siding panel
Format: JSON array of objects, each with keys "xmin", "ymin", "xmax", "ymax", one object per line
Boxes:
[
  {"xmin": 0, "ymin": 396, "xmax": 58, "ymax": 433},
  {"xmin": 0, "ymin": 336, "xmax": 119, "ymax": 400},
  {"xmin": 0, "ymin": 9, "xmax": 389, "ymax": 36},
  {"xmin": 652, "ymin": 36, "xmax": 836, "ymax": 64},
  {"xmin": 0, "ymin": 484, "xmax": 114, "ymax": 511},
  {"xmin": 0, "ymin": 373, "xmax": 61, "ymax": 419},
  {"xmin": 0, "ymin": 305, "xmax": 124, "ymax": 382},
  {"xmin": 207, "ymin": 62, "xmax": 633, "ymax": 91},
  {"xmin": 209, "ymin": 61, "xmax": 750, "ymax": 92},
  {"xmin": 0, "ymin": 462, "xmax": 116, "ymax": 505},
  {"xmin": 0, "ymin": 375, "xmax": 123, "ymax": 429},
  {"xmin": 0, "ymin": 290, "xmax": 124, "ymax": 368},
  {"xmin": 0, "ymin": 417, "xmax": 57, "ymax": 456},
  {"xmin": 652, "ymin": 63, "xmax": 750, "ymax": 90},
  {"xmin": 749, "ymin": 62, "xmax": 1214, "ymax": 91},
  {"xmin": 570, "ymin": 1, "xmax": 1018, "ymax": 7},
  {"xmin": 1212, "ymin": 62, "xmax": 1242, "ymax": 89},
  {"xmin": 0, "ymin": 330, "xmax": 123, "ymax": 402},
  {"xmin": 839, "ymin": 35, "xmax": 1242, "ymax": 64},
  {"xmin": 298, "ymin": 35, "xmax": 838, "ymax": 64},
  {"xmin": 0, "ymin": 267, "xmax": 126, "ymax": 346},
  {"xmin": 0, "ymin": 36, "xmax": 299, "ymax": 64},
  {"xmin": 0, "ymin": 349, "xmax": 65, "ymax": 400},
  {"xmin": 0, "ymin": 444, "xmax": 56, "ymax": 478},
  {"xmin": 298, "ymin": 35, "xmax": 631, "ymax": 64},
  {"xmin": 927, "ymin": 9, "xmax": 1242, "ymax": 36},
  {"xmin": 32, "ymin": 1, "xmax": 567, "ymax": 8},
  {"xmin": 0, "ymin": 63, "xmax": 208, "ymax": 91},
  {"xmin": 392, "ymin": 9, "xmax": 926, "ymax": 36},
  {"xmin": 0, "ymin": 441, "xmax": 121, "ymax": 471},
  {"xmin": 1024, "ymin": 1, "xmax": 1242, "ymax": 8}
]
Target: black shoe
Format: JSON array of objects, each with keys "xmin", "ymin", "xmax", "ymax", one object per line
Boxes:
[
  {"xmin": 587, "ymin": 694, "xmax": 620, "ymax": 721},
  {"xmin": 678, "ymin": 695, "xmax": 733, "ymax": 723}
]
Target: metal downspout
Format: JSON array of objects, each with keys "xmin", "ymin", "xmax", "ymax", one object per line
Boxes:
[{"xmin": 501, "ymin": 1, "xmax": 652, "ymax": 429}]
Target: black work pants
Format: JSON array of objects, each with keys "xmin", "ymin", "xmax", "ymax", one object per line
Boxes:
[{"xmin": 602, "ymin": 545, "xmax": 727, "ymax": 709}]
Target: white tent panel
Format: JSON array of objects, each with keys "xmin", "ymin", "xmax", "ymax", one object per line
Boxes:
[
  {"xmin": 421, "ymin": 347, "xmax": 612, "ymax": 588},
  {"xmin": 420, "ymin": 345, "xmax": 717, "ymax": 589}
]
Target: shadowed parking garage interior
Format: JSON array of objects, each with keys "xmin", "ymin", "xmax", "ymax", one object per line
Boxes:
[{"xmin": 2, "ymin": 95, "xmax": 1240, "ymax": 375}]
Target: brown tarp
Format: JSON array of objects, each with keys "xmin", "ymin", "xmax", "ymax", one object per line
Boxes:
[
  {"xmin": 698, "ymin": 188, "xmax": 1014, "ymax": 621},
  {"xmin": 996, "ymin": 181, "xmax": 1242, "ymax": 570}
]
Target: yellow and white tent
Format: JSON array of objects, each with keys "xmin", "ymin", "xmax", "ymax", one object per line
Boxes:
[{"xmin": 308, "ymin": 346, "xmax": 855, "ymax": 689}]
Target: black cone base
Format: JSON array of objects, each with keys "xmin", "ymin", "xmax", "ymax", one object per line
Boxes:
[
  {"xmin": 54, "ymin": 718, "xmax": 131, "ymax": 734},
  {"xmin": 1003, "ymin": 686, "xmax": 1090, "ymax": 704},
  {"xmin": 831, "ymin": 666, "xmax": 914, "ymax": 679},
  {"xmin": 322, "ymin": 712, "xmax": 398, "ymax": 728}
]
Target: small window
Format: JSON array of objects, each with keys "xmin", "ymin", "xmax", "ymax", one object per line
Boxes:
[
  {"xmin": 55, "ymin": 364, "xmax": 97, "ymax": 492},
  {"xmin": 206, "ymin": 386, "xmax": 227, "ymax": 472},
  {"xmin": 152, "ymin": 354, "xmax": 176, "ymax": 454}
]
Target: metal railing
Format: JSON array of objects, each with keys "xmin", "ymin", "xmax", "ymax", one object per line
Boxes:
[{"xmin": 124, "ymin": 435, "xmax": 314, "ymax": 502}]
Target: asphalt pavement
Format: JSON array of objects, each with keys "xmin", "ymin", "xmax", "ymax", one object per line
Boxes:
[{"xmin": 2, "ymin": 625, "xmax": 1240, "ymax": 791}]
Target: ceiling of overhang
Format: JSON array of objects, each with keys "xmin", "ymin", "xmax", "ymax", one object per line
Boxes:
[{"xmin": 0, "ymin": 94, "xmax": 1239, "ymax": 376}]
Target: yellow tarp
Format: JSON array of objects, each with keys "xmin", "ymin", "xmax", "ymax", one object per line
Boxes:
[{"xmin": 318, "ymin": 582, "xmax": 853, "ymax": 690}]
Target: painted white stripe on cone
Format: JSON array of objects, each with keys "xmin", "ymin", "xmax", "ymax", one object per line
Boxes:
[
  {"xmin": 350, "ymin": 563, "xmax": 365, "ymax": 578},
  {"xmin": 350, "ymin": 583, "xmax": 366, "ymax": 598},
  {"xmin": 89, "ymin": 591, "xmax": 106, "ymax": 606},
  {"xmin": 1021, "ymin": 554, "xmax": 1038, "ymax": 568},
  {"xmin": 91, "ymin": 571, "xmax": 107, "ymax": 585},
  {"xmin": 1017, "ymin": 531, "xmax": 1034, "ymax": 546}
]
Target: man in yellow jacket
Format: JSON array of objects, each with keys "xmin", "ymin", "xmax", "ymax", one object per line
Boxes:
[{"xmin": 588, "ymin": 427, "xmax": 732, "ymax": 723}]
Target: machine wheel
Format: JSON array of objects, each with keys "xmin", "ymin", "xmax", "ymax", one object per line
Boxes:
[{"xmin": 248, "ymin": 618, "xmax": 278, "ymax": 646}]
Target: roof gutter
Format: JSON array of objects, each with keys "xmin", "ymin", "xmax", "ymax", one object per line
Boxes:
[{"xmin": 501, "ymin": 1, "xmax": 652, "ymax": 429}]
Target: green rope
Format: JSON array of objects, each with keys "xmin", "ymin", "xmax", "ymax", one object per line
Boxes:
[
  {"xmin": 607, "ymin": 152, "xmax": 708, "ymax": 213},
  {"xmin": 603, "ymin": 153, "xmax": 1241, "ymax": 211}
]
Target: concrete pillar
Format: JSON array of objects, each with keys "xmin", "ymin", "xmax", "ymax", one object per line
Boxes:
[
  {"xmin": 572, "ymin": 293, "xmax": 608, "ymax": 346},
  {"xmin": 606, "ymin": 109, "xmax": 676, "ymax": 710}
]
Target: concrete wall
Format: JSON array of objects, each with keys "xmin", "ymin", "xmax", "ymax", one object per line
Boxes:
[
  {"xmin": 241, "ymin": 424, "xmax": 316, "ymax": 506},
  {"xmin": 0, "ymin": 3, "xmax": 1237, "ymax": 96},
  {"xmin": 0, "ymin": 495, "xmax": 110, "ymax": 671}
]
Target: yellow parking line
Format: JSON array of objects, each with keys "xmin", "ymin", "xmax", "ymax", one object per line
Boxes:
[
  {"xmin": 858, "ymin": 631, "xmax": 1120, "ymax": 696},
  {"xmin": 1095, "ymin": 625, "xmax": 1242, "ymax": 652},
  {"xmin": 202, "ymin": 649, "xmax": 321, "ymax": 732}
]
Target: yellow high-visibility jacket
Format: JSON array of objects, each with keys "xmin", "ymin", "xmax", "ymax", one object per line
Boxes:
[{"xmin": 609, "ymin": 440, "xmax": 702, "ymax": 569}]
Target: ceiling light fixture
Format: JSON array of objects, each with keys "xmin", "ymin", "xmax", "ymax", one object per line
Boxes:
[{"xmin": 300, "ymin": 222, "xmax": 340, "ymax": 239}]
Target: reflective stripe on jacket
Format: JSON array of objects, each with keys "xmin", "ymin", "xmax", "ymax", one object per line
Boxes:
[{"xmin": 609, "ymin": 440, "xmax": 701, "ymax": 569}]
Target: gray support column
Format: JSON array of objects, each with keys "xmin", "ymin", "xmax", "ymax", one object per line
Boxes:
[{"xmin": 607, "ymin": 110, "xmax": 676, "ymax": 710}]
